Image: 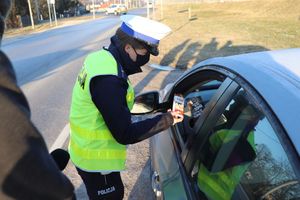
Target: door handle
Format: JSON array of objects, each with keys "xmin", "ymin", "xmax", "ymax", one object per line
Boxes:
[{"xmin": 152, "ymin": 171, "xmax": 162, "ymax": 197}]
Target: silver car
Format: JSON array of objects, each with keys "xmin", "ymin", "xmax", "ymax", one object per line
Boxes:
[
  {"xmin": 105, "ymin": 4, "xmax": 127, "ymax": 15},
  {"xmin": 132, "ymin": 49, "xmax": 300, "ymax": 200}
]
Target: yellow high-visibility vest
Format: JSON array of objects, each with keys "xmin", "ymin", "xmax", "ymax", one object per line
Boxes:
[
  {"xmin": 198, "ymin": 129, "xmax": 255, "ymax": 200},
  {"xmin": 69, "ymin": 49, "xmax": 134, "ymax": 171}
]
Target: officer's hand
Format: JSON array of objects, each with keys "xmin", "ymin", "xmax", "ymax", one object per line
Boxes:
[{"xmin": 168, "ymin": 109, "xmax": 184, "ymax": 125}]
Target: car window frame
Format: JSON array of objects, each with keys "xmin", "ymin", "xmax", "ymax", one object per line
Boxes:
[
  {"xmin": 164, "ymin": 68, "xmax": 235, "ymax": 199},
  {"xmin": 166, "ymin": 66, "xmax": 240, "ymax": 171},
  {"xmin": 183, "ymin": 78, "xmax": 240, "ymax": 173},
  {"xmin": 168, "ymin": 69, "xmax": 229, "ymax": 151}
]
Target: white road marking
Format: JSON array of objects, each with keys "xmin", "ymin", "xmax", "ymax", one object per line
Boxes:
[{"xmin": 50, "ymin": 123, "xmax": 70, "ymax": 152}]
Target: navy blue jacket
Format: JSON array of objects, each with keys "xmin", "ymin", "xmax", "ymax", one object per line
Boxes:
[{"xmin": 89, "ymin": 38, "xmax": 173, "ymax": 145}]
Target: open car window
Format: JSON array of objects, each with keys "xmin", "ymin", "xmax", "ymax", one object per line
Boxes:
[
  {"xmin": 193, "ymin": 88, "xmax": 300, "ymax": 200},
  {"xmin": 174, "ymin": 76, "xmax": 224, "ymax": 151}
]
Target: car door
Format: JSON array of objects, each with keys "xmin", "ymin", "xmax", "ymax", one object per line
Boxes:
[
  {"xmin": 150, "ymin": 68, "xmax": 237, "ymax": 200},
  {"xmin": 151, "ymin": 64, "xmax": 300, "ymax": 200},
  {"xmin": 182, "ymin": 68, "xmax": 300, "ymax": 200}
]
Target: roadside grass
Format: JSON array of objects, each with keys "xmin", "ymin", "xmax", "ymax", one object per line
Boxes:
[{"xmin": 152, "ymin": 0, "xmax": 300, "ymax": 69}]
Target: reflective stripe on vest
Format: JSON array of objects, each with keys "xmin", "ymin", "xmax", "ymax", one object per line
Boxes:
[
  {"xmin": 198, "ymin": 130, "xmax": 254, "ymax": 200},
  {"xmin": 69, "ymin": 49, "xmax": 134, "ymax": 171}
]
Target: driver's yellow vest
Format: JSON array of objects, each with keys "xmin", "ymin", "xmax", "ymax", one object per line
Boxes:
[
  {"xmin": 69, "ymin": 49, "xmax": 134, "ymax": 171},
  {"xmin": 198, "ymin": 130, "xmax": 255, "ymax": 200}
]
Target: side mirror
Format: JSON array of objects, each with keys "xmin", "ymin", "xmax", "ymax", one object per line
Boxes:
[{"xmin": 131, "ymin": 91, "xmax": 160, "ymax": 115}]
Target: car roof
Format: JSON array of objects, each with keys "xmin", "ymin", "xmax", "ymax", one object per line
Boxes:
[{"xmin": 200, "ymin": 48, "xmax": 300, "ymax": 154}]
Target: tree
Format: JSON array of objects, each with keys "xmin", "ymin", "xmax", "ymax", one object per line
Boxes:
[
  {"xmin": 5, "ymin": 0, "xmax": 84, "ymax": 28},
  {"xmin": 56, "ymin": 0, "xmax": 73, "ymax": 15},
  {"xmin": 55, "ymin": 0, "xmax": 83, "ymax": 16},
  {"xmin": 5, "ymin": 0, "xmax": 29, "ymax": 28},
  {"xmin": 38, "ymin": 0, "xmax": 50, "ymax": 19},
  {"xmin": 241, "ymin": 144, "xmax": 300, "ymax": 199}
]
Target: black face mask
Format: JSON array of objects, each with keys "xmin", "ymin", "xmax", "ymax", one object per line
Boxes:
[
  {"xmin": 118, "ymin": 47, "xmax": 150, "ymax": 75},
  {"xmin": 109, "ymin": 35, "xmax": 151, "ymax": 76},
  {"xmin": 133, "ymin": 48, "xmax": 150, "ymax": 68}
]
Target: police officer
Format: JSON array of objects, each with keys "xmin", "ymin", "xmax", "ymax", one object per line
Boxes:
[{"xmin": 69, "ymin": 15, "xmax": 183, "ymax": 200}]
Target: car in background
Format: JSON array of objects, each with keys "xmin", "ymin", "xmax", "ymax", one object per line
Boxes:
[
  {"xmin": 131, "ymin": 49, "xmax": 300, "ymax": 199},
  {"xmin": 148, "ymin": 2, "xmax": 153, "ymax": 9},
  {"xmin": 105, "ymin": 4, "xmax": 127, "ymax": 15}
]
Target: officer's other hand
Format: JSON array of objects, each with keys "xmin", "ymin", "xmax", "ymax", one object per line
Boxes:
[{"xmin": 168, "ymin": 109, "xmax": 184, "ymax": 125}]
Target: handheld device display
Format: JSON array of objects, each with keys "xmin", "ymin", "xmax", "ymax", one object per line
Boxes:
[{"xmin": 172, "ymin": 94, "xmax": 184, "ymax": 115}]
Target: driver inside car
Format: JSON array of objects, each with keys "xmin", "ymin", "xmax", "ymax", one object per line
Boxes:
[{"xmin": 193, "ymin": 91, "xmax": 262, "ymax": 200}]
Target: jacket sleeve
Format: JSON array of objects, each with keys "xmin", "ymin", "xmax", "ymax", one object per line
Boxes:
[
  {"xmin": 0, "ymin": 51, "xmax": 75, "ymax": 200},
  {"xmin": 90, "ymin": 75, "xmax": 173, "ymax": 145}
]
